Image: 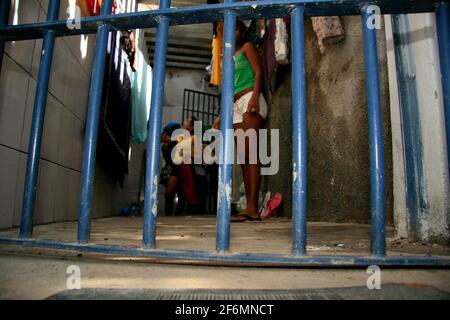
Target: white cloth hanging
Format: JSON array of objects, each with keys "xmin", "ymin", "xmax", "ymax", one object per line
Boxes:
[{"xmin": 274, "ymin": 18, "xmax": 290, "ymax": 65}]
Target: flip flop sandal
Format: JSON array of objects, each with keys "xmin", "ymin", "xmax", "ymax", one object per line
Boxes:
[
  {"xmin": 260, "ymin": 192, "xmax": 283, "ymax": 219},
  {"xmin": 231, "ymin": 213, "xmax": 262, "ymax": 222}
]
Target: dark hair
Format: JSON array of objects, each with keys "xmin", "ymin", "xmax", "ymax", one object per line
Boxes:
[
  {"xmin": 236, "ymin": 20, "xmax": 249, "ymax": 43},
  {"xmin": 188, "ymin": 116, "xmax": 198, "ymax": 124},
  {"xmin": 185, "ymin": 116, "xmax": 198, "ymax": 129},
  {"xmin": 236, "ymin": 20, "xmax": 247, "ymax": 32}
]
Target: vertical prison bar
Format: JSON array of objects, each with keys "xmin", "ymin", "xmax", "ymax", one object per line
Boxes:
[
  {"xmin": 142, "ymin": 0, "xmax": 171, "ymax": 249},
  {"xmin": 361, "ymin": 8, "xmax": 386, "ymax": 256},
  {"xmin": 391, "ymin": 14, "xmax": 426, "ymax": 236},
  {"xmin": 77, "ymin": 0, "xmax": 113, "ymax": 243},
  {"xmin": 0, "ymin": 0, "xmax": 11, "ymax": 73},
  {"xmin": 291, "ymin": 5, "xmax": 308, "ymax": 255},
  {"xmin": 19, "ymin": 0, "xmax": 60, "ymax": 238},
  {"xmin": 0, "ymin": 0, "xmax": 448, "ymax": 267},
  {"xmin": 215, "ymin": 0, "xmax": 236, "ymax": 253},
  {"xmin": 435, "ymin": 1, "xmax": 450, "ymax": 177}
]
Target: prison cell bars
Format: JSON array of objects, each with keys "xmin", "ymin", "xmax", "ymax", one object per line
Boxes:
[
  {"xmin": 20, "ymin": 0, "xmax": 61, "ymax": 238},
  {"xmin": 291, "ymin": 5, "xmax": 307, "ymax": 255},
  {"xmin": 0, "ymin": 0, "xmax": 449, "ymax": 266},
  {"xmin": 362, "ymin": 8, "xmax": 387, "ymax": 256},
  {"xmin": 78, "ymin": 0, "xmax": 114, "ymax": 243},
  {"xmin": 143, "ymin": 0, "xmax": 171, "ymax": 249},
  {"xmin": 436, "ymin": 1, "xmax": 450, "ymax": 178},
  {"xmin": 182, "ymin": 90, "xmax": 220, "ymax": 131},
  {"xmin": 215, "ymin": 0, "xmax": 236, "ymax": 253}
]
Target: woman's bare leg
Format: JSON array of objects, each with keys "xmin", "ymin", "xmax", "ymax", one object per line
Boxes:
[
  {"xmin": 233, "ymin": 112, "xmax": 264, "ymax": 219},
  {"xmin": 244, "ymin": 163, "xmax": 261, "ymax": 216}
]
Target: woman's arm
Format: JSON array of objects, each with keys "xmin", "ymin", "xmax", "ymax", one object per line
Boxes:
[{"xmin": 244, "ymin": 42, "xmax": 263, "ymax": 113}]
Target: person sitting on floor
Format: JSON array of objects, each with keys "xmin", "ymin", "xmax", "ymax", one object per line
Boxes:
[{"xmin": 161, "ymin": 117, "xmax": 203, "ymax": 215}]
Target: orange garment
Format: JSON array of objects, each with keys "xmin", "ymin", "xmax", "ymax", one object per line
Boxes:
[
  {"xmin": 210, "ymin": 22, "xmax": 223, "ymax": 86},
  {"xmin": 85, "ymin": 0, "xmax": 102, "ymax": 15},
  {"xmin": 84, "ymin": 0, "xmax": 118, "ymax": 16},
  {"xmin": 179, "ymin": 163, "xmax": 198, "ymax": 205},
  {"xmin": 76, "ymin": 0, "xmax": 91, "ymax": 17}
]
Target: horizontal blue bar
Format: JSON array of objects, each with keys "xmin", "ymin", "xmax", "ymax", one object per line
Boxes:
[
  {"xmin": 0, "ymin": 0, "xmax": 439, "ymax": 42},
  {"xmin": 0, "ymin": 237, "xmax": 449, "ymax": 267}
]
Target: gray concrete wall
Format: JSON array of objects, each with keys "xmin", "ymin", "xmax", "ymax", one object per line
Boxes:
[
  {"xmin": 263, "ymin": 16, "xmax": 393, "ymax": 224},
  {"xmin": 0, "ymin": 0, "xmax": 143, "ymax": 229}
]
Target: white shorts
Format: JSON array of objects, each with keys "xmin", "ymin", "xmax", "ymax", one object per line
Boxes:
[{"xmin": 233, "ymin": 91, "xmax": 268, "ymax": 124}]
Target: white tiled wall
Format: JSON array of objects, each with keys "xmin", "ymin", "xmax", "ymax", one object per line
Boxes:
[{"xmin": 0, "ymin": 0, "xmax": 144, "ymax": 229}]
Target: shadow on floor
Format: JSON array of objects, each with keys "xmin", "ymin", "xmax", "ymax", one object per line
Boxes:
[{"xmin": 46, "ymin": 284, "xmax": 450, "ymax": 300}]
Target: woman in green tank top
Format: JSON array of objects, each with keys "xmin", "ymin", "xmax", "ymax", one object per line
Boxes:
[{"xmin": 213, "ymin": 20, "xmax": 267, "ymax": 222}]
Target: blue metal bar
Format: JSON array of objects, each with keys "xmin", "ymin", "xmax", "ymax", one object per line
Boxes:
[
  {"xmin": 142, "ymin": 0, "xmax": 171, "ymax": 249},
  {"xmin": 0, "ymin": 0, "xmax": 446, "ymax": 269},
  {"xmin": 391, "ymin": 14, "xmax": 426, "ymax": 238},
  {"xmin": 435, "ymin": 1, "xmax": 450, "ymax": 177},
  {"xmin": 361, "ymin": 9, "xmax": 386, "ymax": 256},
  {"xmin": 291, "ymin": 5, "xmax": 308, "ymax": 256},
  {"xmin": 0, "ymin": 0, "xmax": 11, "ymax": 73},
  {"xmin": 215, "ymin": 0, "xmax": 236, "ymax": 253},
  {"xmin": 0, "ymin": 1, "xmax": 440, "ymax": 42},
  {"xmin": 77, "ymin": 0, "xmax": 113, "ymax": 244},
  {"xmin": 0, "ymin": 237, "xmax": 449, "ymax": 267},
  {"xmin": 19, "ymin": 0, "xmax": 60, "ymax": 239}
]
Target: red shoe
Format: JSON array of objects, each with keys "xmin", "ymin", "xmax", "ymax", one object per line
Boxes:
[{"xmin": 260, "ymin": 192, "xmax": 282, "ymax": 219}]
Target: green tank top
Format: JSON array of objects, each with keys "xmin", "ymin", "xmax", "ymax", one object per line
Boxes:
[{"xmin": 234, "ymin": 51, "xmax": 255, "ymax": 95}]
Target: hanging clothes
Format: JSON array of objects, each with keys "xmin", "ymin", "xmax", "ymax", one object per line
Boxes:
[
  {"xmin": 85, "ymin": 0, "xmax": 102, "ymax": 15},
  {"xmin": 130, "ymin": 29, "xmax": 152, "ymax": 144},
  {"xmin": 247, "ymin": 19, "xmax": 266, "ymax": 49},
  {"xmin": 120, "ymin": 30, "xmax": 137, "ymax": 72},
  {"xmin": 84, "ymin": 0, "xmax": 117, "ymax": 16},
  {"xmin": 311, "ymin": 16, "xmax": 345, "ymax": 54},
  {"xmin": 97, "ymin": 30, "xmax": 132, "ymax": 187},
  {"xmin": 209, "ymin": 19, "xmax": 265, "ymax": 87},
  {"xmin": 262, "ymin": 19, "xmax": 277, "ymax": 92},
  {"xmin": 210, "ymin": 21, "xmax": 223, "ymax": 86},
  {"xmin": 76, "ymin": 0, "xmax": 91, "ymax": 17},
  {"xmin": 274, "ymin": 18, "xmax": 290, "ymax": 65}
]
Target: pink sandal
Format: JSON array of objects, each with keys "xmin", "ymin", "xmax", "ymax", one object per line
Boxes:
[{"xmin": 260, "ymin": 192, "xmax": 282, "ymax": 219}]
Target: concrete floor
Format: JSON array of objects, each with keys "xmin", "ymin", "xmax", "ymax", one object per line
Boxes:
[
  {"xmin": 0, "ymin": 216, "xmax": 449, "ymax": 299},
  {"xmin": 0, "ymin": 215, "xmax": 449, "ymax": 255},
  {"xmin": 0, "ymin": 252, "xmax": 449, "ymax": 299}
]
